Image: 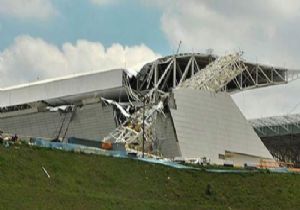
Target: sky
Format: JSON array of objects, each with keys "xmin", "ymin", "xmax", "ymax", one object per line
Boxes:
[{"xmin": 1, "ymin": 0, "xmax": 300, "ymax": 119}]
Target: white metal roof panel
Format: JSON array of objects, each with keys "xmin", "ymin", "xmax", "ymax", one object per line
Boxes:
[{"xmin": 0, "ymin": 69, "xmax": 125, "ymax": 107}]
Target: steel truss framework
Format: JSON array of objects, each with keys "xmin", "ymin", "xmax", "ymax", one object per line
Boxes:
[
  {"xmin": 134, "ymin": 53, "xmax": 300, "ymax": 94},
  {"xmin": 251, "ymin": 114, "xmax": 300, "ymax": 164},
  {"xmin": 178, "ymin": 52, "xmax": 247, "ymax": 91},
  {"xmin": 250, "ymin": 114, "xmax": 300, "ymax": 137},
  {"xmin": 261, "ymin": 134, "xmax": 300, "ymax": 164},
  {"xmin": 105, "ymin": 52, "xmax": 298, "ymax": 157}
]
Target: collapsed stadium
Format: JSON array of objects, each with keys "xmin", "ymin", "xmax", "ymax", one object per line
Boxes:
[{"xmin": 1, "ymin": 52, "xmax": 299, "ymax": 167}]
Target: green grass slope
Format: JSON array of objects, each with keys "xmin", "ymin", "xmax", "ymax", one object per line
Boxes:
[{"xmin": 0, "ymin": 145, "xmax": 300, "ymax": 210}]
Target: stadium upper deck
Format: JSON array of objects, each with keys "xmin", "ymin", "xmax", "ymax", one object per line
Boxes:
[{"xmin": 1, "ymin": 53, "xmax": 299, "ymax": 109}]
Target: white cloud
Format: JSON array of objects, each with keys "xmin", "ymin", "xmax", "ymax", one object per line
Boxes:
[
  {"xmin": 149, "ymin": 0, "xmax": 300, "ymax": 118},
  {"xmin": 0, "ymin": 0, "xmax": 57, "ymax": 18},
  {"xmin": 0, "ymin": 35, "xmax": 160, "ymax": 87},
  {"xmin": 157, "ymin": 0, "xmax": 300, "ymax": 67}
]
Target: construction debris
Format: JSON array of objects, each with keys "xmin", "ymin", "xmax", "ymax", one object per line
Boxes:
[
  {"xmin": 1, "ymin": 51, "xmax": 294, "ymax": 168},
  {"xmin": 178, "ymin": 52, "xmax": 247, "ymax": 92},
  {"xmin": 101, "ymin": 142, "xmax": 113, "ymax": 150},
  {"xmin": 103, "ymin": 90, "xmax": 167, "ymax": 157},
  {"xmin": 101, "ymin": 97, "xmax": 130, "ymax": 118},
  {"xmin": 42, "ymin": 166, "xmax": 50, "ymax": 179},
  {"xmin": 0, "ymin": 132, "xmax": 20, "ymax": 148},
  {"xmin": 102, "ymin": 52, "xmax": 248, "ymax": 156}
]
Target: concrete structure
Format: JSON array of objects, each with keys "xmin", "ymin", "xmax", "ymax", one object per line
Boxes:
[
  {"xmin": 1, "ymin": 52, "xmax": 298, "ymax": 167},
  {"xmin": 153, "ymin": 112, "xmax": 181, "ymax": 158},
  {"xmin": 0, "ymin": 103, "xmax": 116, "ymax": 141},
  {"xmin": 169, "ymin": 89, "xmax": 272, "ymax": 166}
]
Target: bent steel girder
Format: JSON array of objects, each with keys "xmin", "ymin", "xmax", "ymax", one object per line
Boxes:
[{"xmin": 134, "ymin": 52, "xmax": 296, "ymax": 94}]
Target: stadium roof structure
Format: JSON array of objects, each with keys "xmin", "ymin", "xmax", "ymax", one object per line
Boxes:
[
  {"xmin": 250, "ymin": 114, "xmax": 300, "ymax": 137},
  {"xmin": 1, "ymin": 52, "xmax": 294, "ymax": 167},
  {"xmin": 1, "ymin": 52, "xmax": 300, "ymax": 109},
  {"xmin": 134, "ymin": 52, "xmax": 300, "ymax": 93},
  {"xmin": 0, "ymin": 69, "xmax": 127, "ymax": 108}
]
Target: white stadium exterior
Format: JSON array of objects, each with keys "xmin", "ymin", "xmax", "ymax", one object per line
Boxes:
[{"xmin": 1, "ymin": 52, "xmax": 299, "ymax": 167}]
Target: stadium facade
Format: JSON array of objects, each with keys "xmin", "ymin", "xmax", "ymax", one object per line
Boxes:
[{"xmin": 1, "ymin": 52, "xmax": 298, "ymax": 167}]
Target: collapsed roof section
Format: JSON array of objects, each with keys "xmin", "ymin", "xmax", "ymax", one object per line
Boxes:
[
  {"xmin": 0, "ymin": 52, "xmax": 284, "ymax": 165},
  {"xmin": 178, "ymin": 52, "xmax": 246, "ymax": 91},
  {"xmin": 102, "ymin": 53, "xmax": 275, "ymax": 164},
  {"xmin": 133, "ymin": 52, "xmax": 298, "ymax": 93},
  {"xmin": 1, "ymin": 52, "xmax": 299, "ymax": 114}
]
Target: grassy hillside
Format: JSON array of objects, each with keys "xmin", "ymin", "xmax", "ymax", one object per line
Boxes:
[{"xmin": 0, "ymin": 145, "xmax": 300, "ymax": 210}]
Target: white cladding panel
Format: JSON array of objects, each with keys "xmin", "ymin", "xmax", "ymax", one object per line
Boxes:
[
  {"xmin": 170, "ymin": 88, "xmax": 273, "ymax": 164},
  {"xmin": 0, "ymin": 69, "xmax": 124, "ymax": 107}
]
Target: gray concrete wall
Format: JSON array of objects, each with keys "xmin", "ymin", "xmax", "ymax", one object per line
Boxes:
[
  {"xmin": 0, "ymin": 103, "xmax": 116, "ymax": 141},
  {"xmin": 153, "ymin": 112, "xmax": 181, "ymax": 158},
  {"xmin": 170, "ymin": 88, "xmax": 273, "ymax": 165}
]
